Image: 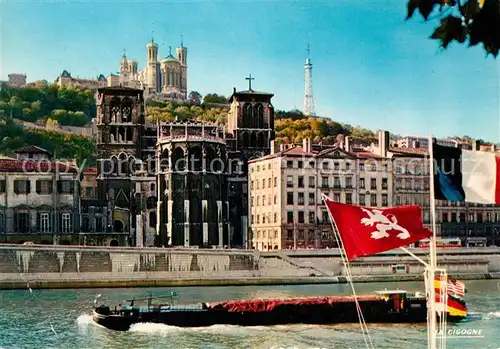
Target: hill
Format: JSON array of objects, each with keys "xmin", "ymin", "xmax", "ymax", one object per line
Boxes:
[
  {"xmin": 0, "ymin": 83, "xmax": 95, "ymax": 127},
  {"xmin": 0, "ymin": 118, "xmax": 97, "ymax": 166}
]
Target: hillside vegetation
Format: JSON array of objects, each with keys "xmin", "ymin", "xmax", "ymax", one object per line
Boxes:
[
  {"xmin": 0, "ymin": 83, "xmax": 95, "ymax": 127},
  {"xmin": 0, "ymin": 84, "xmax": 482, "ymax": 164},
  {"xmin": 0, "ymin": 118, "xmax": 97, "ymax": 166}
]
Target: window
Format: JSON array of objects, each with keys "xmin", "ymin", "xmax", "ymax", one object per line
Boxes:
[
  {"xmin": 345, "ymin": 177, "xmax": 352, "ymax": 188},
  {"xmin": 308, "ymin": 176, "xmax": 315, "ymax": 188},
  {"xmin": 370, "ymin": 194, "xmax": 377, "ymax": 207},
  {"xmin": 322, "ymin": 210, "xmax": 328, "ymax": 223},
  {"xmin": 267, "ymin": 178, "xmax": 271, "ymax": 188},
  {"xmin": 273, "ymin": 195, "xmax": 277, "ymax": 204},
  {"xmin": 250, "ymin": 197, "xmax": 254, "ymax": 206},
  {"xmin": 298, "ymin": 176, "xmax": 304, "ymax": 188},
  {"xmin": 346, "ymin": 162, "xmax": 351, "ymax": 171},
  {"xmin": 345, "ymin": 193, "xmax": 352, "ymax": 204},
  {"xmin": 321, "ymin": 176, "xmax": 329, "ymax": 188},
  {"xmin": 61, "ymin": 213, "xmax": 72, "ymax": 233},
  {"xmin": 36, "ymin": 180, "xmax": 52, "ymax": 194},
  {"xmin": 298, "ymin": 161, "xmax": 303, "ymax": 169},
  {"xmin": 58, "ymin": 180, "xmax": 73, "ymax": 194},
  {"xmin": 370, "ymin": 163, "xmax": 377, "ymax": 172},
  {"xmin": 287, "ymin": 161, "xmax": 293, "ymax": 168},
  {"xmin": 287, "ymin": 229, "xmax": 293, "ymax": 239},
  {"xmin": 287, "ymin": 212, "xmax": 294, "ymax": 223},
  {"xmin": 287, "ymin": 192, "xmax": 294, "ymax": 205},
  {"xmin": 414, "ymin": 179, "xmax": 421, "ymax": 190},
  {"xmin": 95, "ymin": 217, "xmax": 103, "ymax": 232},
  {"xmin": 322, "ymin": 162, "xmax": 329, "ymax": 170},
  {"xmin": 309, "ymin": 161, "xmax": 315, "ymax": 168},
  {"xmin": 334, "ymin": 193, "xmax": 341, "ymax": 202},
  {"xmin": 0, "ymin": 180, "xmax": 5, "ymax": 194},
  {"xmin": 85, "ymin": 187, "xmax": 94, "ymax": 197},
  {"xmin": 257, "ymin": 215, "xmax": 260, "ymax": 223},
  {"xmin": 382, "ymin": 178, "xmax": 388, "ymax": 190},
  {"xmin": 262, "ymin": 179, "xmax": 265, "ymax": 189},
  {"xmin": 442, "ymin": 213, "xmax": 448, "ymax": 223},
  {"xmin": 333, "ymin": 177, "xmax": 341, "ymax": 188},
  {"xmin": 370, "ymin": 178, "xmax": 377, "ymax": 190},
  {"xmin": 309, "ymin": 193, "xmax": 315, "ymax": 205},
  {"xmin": 359, "ymin": 162, "xmax": 365, "ymax": 171},
  {"xmin": 298, "ymin": 192, "xmax": 304, "ymax": 205},
  {"xmin": 15, "ymin": 212, "xmax": 30, "ymax": 233},
  {"xmin": 14, "ymin": 180, "xmax": 30, "ymax": 194},
  {"xmin": 268, "ymin": 195, "xmax": 271, "ymax": 205},
  {"xmin": 40, "ymin": 212, "xmax": 50, "ymax": 233},
  {"xmin": 359, "ymin": 194, "xmax": 365, "ymax": 206},
  {"xmin": 262, "ymin": 195, "xmax": 266, "ymax": 206},
  {"xmin": 382, "ymin": 194, "xmax": 388, "ymax": 206},
  {"xmin": 256, "ymin": 181, "xmax": 259, "ymax": 189},
  {"xmin": 287, "ymin": 176, "xmax": 293, "ymax": 188},
  {"xmin": 298, "ymin": 211, "xmax": 305, "ymax": 223},
  {"xmin": 308, "ymin": 212, "xmax": 315, "ymax": 224},
  {"xmin": 334, "ymin": 162, "xmax": 340, "ymax": 171},
  {"xmin": 274, "ymin": 177, "xmax": 277, "ymax": 187},
  {"xmin": 395, "ymin": 195, "xmax": 401, "ymax": 206},
  {"xmin": 257, "ymin": 196, "xmax": 260, "ymax": 206},
  {"xmin": 359, "ymin": 178, "xmax": 365, "ymax": 189},
  {"xmin": 274, "ymin": 213, "xmax": 277, "ymax": 223}
]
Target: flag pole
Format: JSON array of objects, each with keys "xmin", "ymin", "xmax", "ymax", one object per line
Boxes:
[
  {"xmin": 321, "ymin": 193, "xmax": 374, "ymax": 349},
  {"xmin": 428, "ymin": 134, "xmax": 438, "ymax": 349}
]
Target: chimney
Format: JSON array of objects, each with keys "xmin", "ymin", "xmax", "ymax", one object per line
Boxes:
[
  {"xmin": 378, "ymin": 130, "xmax": 389, "ymax": 157},
  {"xmin": 344, "ymin": 136, "xmax": 351, "ymax": 152},
  {"xmin": 302, "ymin": 138, "xmax": 311, "ymax": 153},
  {"xmin": 270, "ymin": 140, "xmax": 276, "ymax": 154}
]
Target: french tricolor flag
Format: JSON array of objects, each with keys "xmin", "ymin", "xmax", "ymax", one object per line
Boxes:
[{"xmin": 433, "ymin": 143, "xmax": 500, "ymax": 204}]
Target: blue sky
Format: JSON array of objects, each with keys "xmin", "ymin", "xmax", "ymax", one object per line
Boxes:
[{"xmin": 1, "ymin": 0, "xmax": 499, "ymax": 141}]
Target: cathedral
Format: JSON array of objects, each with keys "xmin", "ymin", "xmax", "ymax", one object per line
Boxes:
[
  {"xmin": 113, "ymin": 39, "xmax": 187, "ymax": 99},
  {"xmin": 95, "ymin": 77, "xmax": 274, "ymax": 248}
]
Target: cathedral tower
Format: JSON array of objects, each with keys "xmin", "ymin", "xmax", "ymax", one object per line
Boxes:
[
  {"xmin": 176, "ymin": 37, "xmax": 188, "ymax": 97},
  {"xmin": 146, "ymin": 39, "xmax": 159, "ymax": 93}
]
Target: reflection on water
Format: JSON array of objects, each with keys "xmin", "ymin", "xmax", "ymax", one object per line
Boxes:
[{"xmin": 0, "ymin": 280, "xmax": 499, "ymax": 349}]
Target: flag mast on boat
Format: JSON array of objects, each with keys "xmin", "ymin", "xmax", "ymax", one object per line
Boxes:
[{"xmin": 427, "ymin": 134, "xmax": 448, "ymax": 349}]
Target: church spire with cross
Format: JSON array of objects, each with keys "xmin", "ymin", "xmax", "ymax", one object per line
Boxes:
[{"xmin": 245, "ymin": 74, "xmax": 255, "ymax": 91}]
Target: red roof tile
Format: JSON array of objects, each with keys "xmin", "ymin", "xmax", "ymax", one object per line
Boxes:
[{"xmin": 0, "ymin": 158, "xmax": 78, "ymax": 173}]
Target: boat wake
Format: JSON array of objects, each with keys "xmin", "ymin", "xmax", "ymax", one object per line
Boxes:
[{"xmin": 482, "ymin": 311, "xmax": 500, "ymax": 320}]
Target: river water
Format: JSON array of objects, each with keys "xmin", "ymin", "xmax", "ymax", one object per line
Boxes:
[{"xmin": 0, "ymin": 280, "xmax": 499, "ymax": 349}]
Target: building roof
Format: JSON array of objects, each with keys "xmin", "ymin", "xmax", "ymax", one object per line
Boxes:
[
  {"xmin": 97, "ymin": 86, "xmax": 144, "ymax": 94},
  {"xmin": 248, "ymin": 144, "xmax": 383, "ymax": 163},
  {"xmin": 229, "ymin": 89, "xmax": 274, "ymax": 103},
  {"xmin": 389, "ymin": 147, "xmax": 428, "ymax": 156},
  {"xmin": 161, "ymin": 55, "xmax": 179, "ymax": 63},
  {"xmin": 14, "ymin": 145, "xmax": 52, "ymax": 156},
  {"xmin": 0, "ymin": 157, "xmax": 78, "ymax": 173}
]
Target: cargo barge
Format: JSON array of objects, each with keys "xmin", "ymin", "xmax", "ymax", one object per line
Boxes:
[{"xmin": 91, "ymin": 289, "xmax": 467, "ymax": 331}]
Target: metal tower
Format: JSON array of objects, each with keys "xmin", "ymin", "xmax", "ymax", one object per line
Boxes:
[{"xmin": 303, "ymin": 44, "xmax": 315, "ymax": 116}]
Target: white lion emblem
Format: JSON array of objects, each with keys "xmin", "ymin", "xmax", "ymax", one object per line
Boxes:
[{"xmin": 360, "ymin": 208, "xmax": 411, "ymax": 240}]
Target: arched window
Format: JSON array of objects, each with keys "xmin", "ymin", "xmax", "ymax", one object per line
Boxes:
[{"xmin": 121, "ymin": 98, "xmax": 133, "ymax": 123}]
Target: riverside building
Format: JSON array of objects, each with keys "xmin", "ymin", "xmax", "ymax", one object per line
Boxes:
[{"xmin": 248, "ymin": 133, "xmax": 392, "ymax": 251}]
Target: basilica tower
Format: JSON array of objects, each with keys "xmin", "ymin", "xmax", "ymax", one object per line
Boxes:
[{"xmin": 146, "ymin": 39, "xmax": 159, "ymax": 93}]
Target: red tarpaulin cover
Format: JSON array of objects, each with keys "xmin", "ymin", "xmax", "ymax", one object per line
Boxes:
[{"xmin": 209, "ymin": 295, "xmax": 382, "ymax": 312}]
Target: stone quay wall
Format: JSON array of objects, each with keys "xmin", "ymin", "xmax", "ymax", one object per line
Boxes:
[{"xmin": 0, "ymin": 245, "xmax": 500, "ymax": 289}]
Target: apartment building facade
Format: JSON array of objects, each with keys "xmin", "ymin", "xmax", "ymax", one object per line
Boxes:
[
  {"xmin": 0, "ymin": 146, "xmax": 80, "ymax": 244},
  {"xmin": 389, "ymin": 146, "xmax": 500, "ymax": 246},
  {"xmin": 248, "ymin": 138, "xmax": 392, "ymax": 251}
]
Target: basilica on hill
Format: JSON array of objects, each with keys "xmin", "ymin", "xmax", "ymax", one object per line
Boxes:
[{"xmin": 55, "ymin": 38, "xmax": 188, "ymax": 100}]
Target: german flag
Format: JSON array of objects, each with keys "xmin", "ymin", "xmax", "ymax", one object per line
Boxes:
[{"xmin": 434, "ymin": 275, "xmax": 467, "ymax": 318}]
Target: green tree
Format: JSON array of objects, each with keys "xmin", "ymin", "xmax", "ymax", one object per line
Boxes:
[{"xmin": 407, "ymin": 0, "xmax": 500, "ymax": 57}]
